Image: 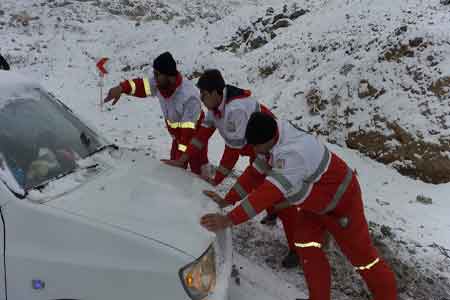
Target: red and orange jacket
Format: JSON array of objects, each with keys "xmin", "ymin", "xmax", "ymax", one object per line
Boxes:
[
  {"xmin": 120, "ymin": 73, "xmax": 204, "ymax": 154},
  {"xmin": 184, "ymin": 85, "xmax": 274, "ymax": 185},
  {"xmin": 224, "ymin": 120, "xmax": 355, "ymax": 225}
]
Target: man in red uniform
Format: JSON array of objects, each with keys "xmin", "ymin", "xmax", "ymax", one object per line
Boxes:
[
  {"xmin": 163, "ymin": 69, "xmax": 298, "ymax": 268},
  {"xmin": 200, "ymin": 112, "xmax": 397, "ymax": 300},
  {"xmin": 164, "ymin": 69, "xmax": 272, "ymax": 185},
  {"xmin": 104, "ymin": 52, "xmax": 208, "ymax": 175}
]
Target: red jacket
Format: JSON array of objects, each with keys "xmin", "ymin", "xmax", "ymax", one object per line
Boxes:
[
  {"xmin": 120, "ymin": 74, "xmax": 204, "ymax": 154},
  {"xmin": 224, "ymin": 120, "xmax": 355, "ymax": 225},
  {"xmin": 185, "ymin": 85, "xmax": 275, "ymax": 185}
]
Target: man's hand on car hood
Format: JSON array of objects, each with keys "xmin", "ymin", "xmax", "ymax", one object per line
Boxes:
[{"xmin": 200, "ymin": 213, "xmax": 233, "ymax": 233}]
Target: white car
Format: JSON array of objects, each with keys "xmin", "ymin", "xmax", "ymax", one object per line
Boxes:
[{"xmin": 0, "ymin": 70, "xmax": 233, "ymax": 300}]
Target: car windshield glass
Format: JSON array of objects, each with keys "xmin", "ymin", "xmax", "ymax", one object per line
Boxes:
[{"xmin": 0, "ymin": 87, "xmax": 102, "ymax": 190}]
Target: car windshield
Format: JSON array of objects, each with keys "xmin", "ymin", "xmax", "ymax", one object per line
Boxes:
[{"xmin": 0, "ymin": 87, "xmax": 103, "ymax": 190}]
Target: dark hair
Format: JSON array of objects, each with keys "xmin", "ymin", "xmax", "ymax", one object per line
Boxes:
[
  {"xmin": 153, "ymin": 52, "xmax": 177, "ymax": 76},
  {"xmin": 196, "ymin": 69, "xmax": 225, "ymax": 95},
  {"xmin": 245, "ymin": 112, "xmax": 277, "ymax": 145}
]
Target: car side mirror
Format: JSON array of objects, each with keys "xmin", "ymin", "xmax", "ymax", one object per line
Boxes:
[{"xmin": 0, "ymin": 54, "xmax": 10, "ymax": 71}]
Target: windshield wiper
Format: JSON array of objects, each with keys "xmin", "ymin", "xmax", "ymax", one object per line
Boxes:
[
  {"xmin": 30, "ymin": 168, "xmax": 77, "ymax": 191},
  {"xmin": 88, "ymin": 144, "xmax": 119, "ymax": 157},
  {"xmin": 28, "ymin": 144, "xmax": 118, "ymax": 191},
  {"xmin": 29, "ymin": 160, "xmax": 103, "ymax": 191}
]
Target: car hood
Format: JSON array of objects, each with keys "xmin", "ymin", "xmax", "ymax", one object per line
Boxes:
[{"xmin": 43, "ymin": 151, "xmax": 219, "ymax": 258}]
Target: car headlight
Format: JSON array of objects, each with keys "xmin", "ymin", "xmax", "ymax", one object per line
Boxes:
[{"xmin": 179, "ymin": 245, "xmax": 216, "ymax": 300}]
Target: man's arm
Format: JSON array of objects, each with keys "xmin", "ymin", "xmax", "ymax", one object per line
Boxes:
[
  {"xmin": 212, "ymin": 145, "xmax": 240, "ymax": 185},
  {"xmin": 119, "ymin": 78, "xmax": 152, "ymax": 98},
  {"xmin": 104, "ymin": 77, "xmax": 152, "ymax": 105},
  {"xmin": 199, "ymin": 180, "xmax": 285, "ymax": 232},
  {"xmin": 223, "ymin": 159, "xmax": 267, "ymax": 206},
  {"xmin": 200, "ymin": 151, "xmax": 308, "ymax": 232},
  {"xmin": 227, "ymin": 180, "xmax": 286, "ymax": 226}
]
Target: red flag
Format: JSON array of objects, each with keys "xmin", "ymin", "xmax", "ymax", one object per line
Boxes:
[{"xmin": 96, "ymin": 57, "xmax": 109, "ymax": 76}]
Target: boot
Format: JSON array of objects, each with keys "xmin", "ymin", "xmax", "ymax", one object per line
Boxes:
[
  {"xmin": 260, "ymin": 212, "xmax": 277, "ymax": 226},
  {"xmin": 281, "ymin": 249, "xmax": 299, "ymax": 269}
]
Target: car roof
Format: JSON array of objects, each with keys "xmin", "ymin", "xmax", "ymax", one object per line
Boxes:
[
  {"xmin": 0, "ymin": 70, "xmax": 43, "ymax": 108},
  {"xmin": 0, "ymin": 70, "xmax": 39, "ymax": 91}
]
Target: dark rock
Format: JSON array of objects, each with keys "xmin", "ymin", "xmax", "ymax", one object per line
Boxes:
[
  {"xmin": 121, "ymin": 65, "xmax": 131, "ymax": 72},
  {"xmin": 409, "ymin": 37, "xmax": 424, "ymax": 47},
  {"xmin": 249, "ymin": 36, "xmax": 268, "ymax": 50},
  {"xmin": 340, "ymin": 64, "xmax": 354, "ymax": 76},
  {"xmin": 416, "ymin": 195, "xmax": 432, "ymax": 205},
  {"xmin": 358, "ymin": 80, "xmax": 378, "ymax": 98},
  {"xmin": 258, "ymin": 63, "xmax": 279, "ymax": 78},
  {"xmin": 272, "ymin": 13, "xmax": 288, "ymax": 24},
  {"xmin": 347, "ymin": 125, "xmax": 450, "ymax": 184},
  {"xmin": 318, "ymin": 45, "xmax": 328, "ymax": 52},
  {"xmin": 405, "ymin": 50, "xmax": 414, "ymax": 57},
  {"xmin": 272, "ymin": 19, "xmax": 291, "ymax": 30},
  {"xmin": 289, "ymin": 9, "xmax": 308, "ymax": 20},
  {"xmin": 430, "ymin": 76, "xmax": 450, "ymax": 98},
  {"xmin": 214, "ymin": 41, "xmax": 239, "ymax": 53},
  {"xmin": 394, "ymin": 25, "xmax": 408, "ymax": 35},
  {"xmin": 266, "ymin": 7, "xmax": 274, "ymax": 15},
  {"xmin": 305, "ymin": 88, "xmax": 326, "ymax": 115},
  {"xmin": 262, "ymin": 18, "xmax": 271, "ymax": 26},
  {"xmin": 440, "ymin": 0, "xmax": 450, "ymax": 5},
  {"xmin": 382, "ymin": 44, "xmax": 415, "ymax": 61},
  {"xmin": 241, "ymin": 29, "xmax": 252, "ymax": 42},
  {"xmin": 381, "ymin": 225, "xmax": 393, "ymax": 238}
]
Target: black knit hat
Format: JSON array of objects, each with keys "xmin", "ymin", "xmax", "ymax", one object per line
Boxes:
[
  {"xmin": 245, "ymin": 112, "xmax": 277, "ymax": 145},
  {"xmin": 153, "ymin": 52, "xmax": 177, "ymax": 76},
  {"xmin": 196, "ymin": 69, "xmax": 225, "ymax": 94}
]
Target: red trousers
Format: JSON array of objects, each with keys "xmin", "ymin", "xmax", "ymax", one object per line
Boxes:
[
  {"xmin": 243, "ymin": 147, "xmax": 298, "ymax": 252},
  {"xmin": 170, "ymin": 139, "xmax": 208, "ymax": 175},
  {"xmin": 291, "ymin": 176, "xmax": 397, "ymax": 300},
  {"xmin": 275, "ymin": 206, "xmax": 298, "ymax": 251}
]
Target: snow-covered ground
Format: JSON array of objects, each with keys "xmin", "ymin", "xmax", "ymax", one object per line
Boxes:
[{"xmin": 1, "ymin": 0, "xmax": 450, "ymax": 298}]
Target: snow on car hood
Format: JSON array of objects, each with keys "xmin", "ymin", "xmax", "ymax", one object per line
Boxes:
[{"xmin": 44, "ymin": 150, "xmax": 220, "ymax": 258}]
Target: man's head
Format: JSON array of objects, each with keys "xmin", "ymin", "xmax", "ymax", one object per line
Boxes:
[
  {"xmin": 153, "ymin": 52, "xmax": 178, "ymax": 90},
  {"xmin": 245, "ymin": 112, "xmax": 278, "ymax": 154},
  {"xmin": 196, "ymin": 69, "xmax": 225, "ymax": 110}
]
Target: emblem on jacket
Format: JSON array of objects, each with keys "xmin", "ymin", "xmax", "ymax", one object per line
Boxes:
[
  {"xmin": 226, "ymin": 120, "xmax": 237, "ymax": 132},
  {"xmin": 275, "ymin": 159, "xmax": 285, "ymax": 169}
]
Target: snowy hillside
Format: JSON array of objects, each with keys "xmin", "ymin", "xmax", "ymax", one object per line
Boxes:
[
  {"xmin": 1, "ymin": 0, "xmax": 450, "ymax": 299},
  {"xmin": 3, "ymin": 0, "xmax": 450, "ymax": 183}
]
